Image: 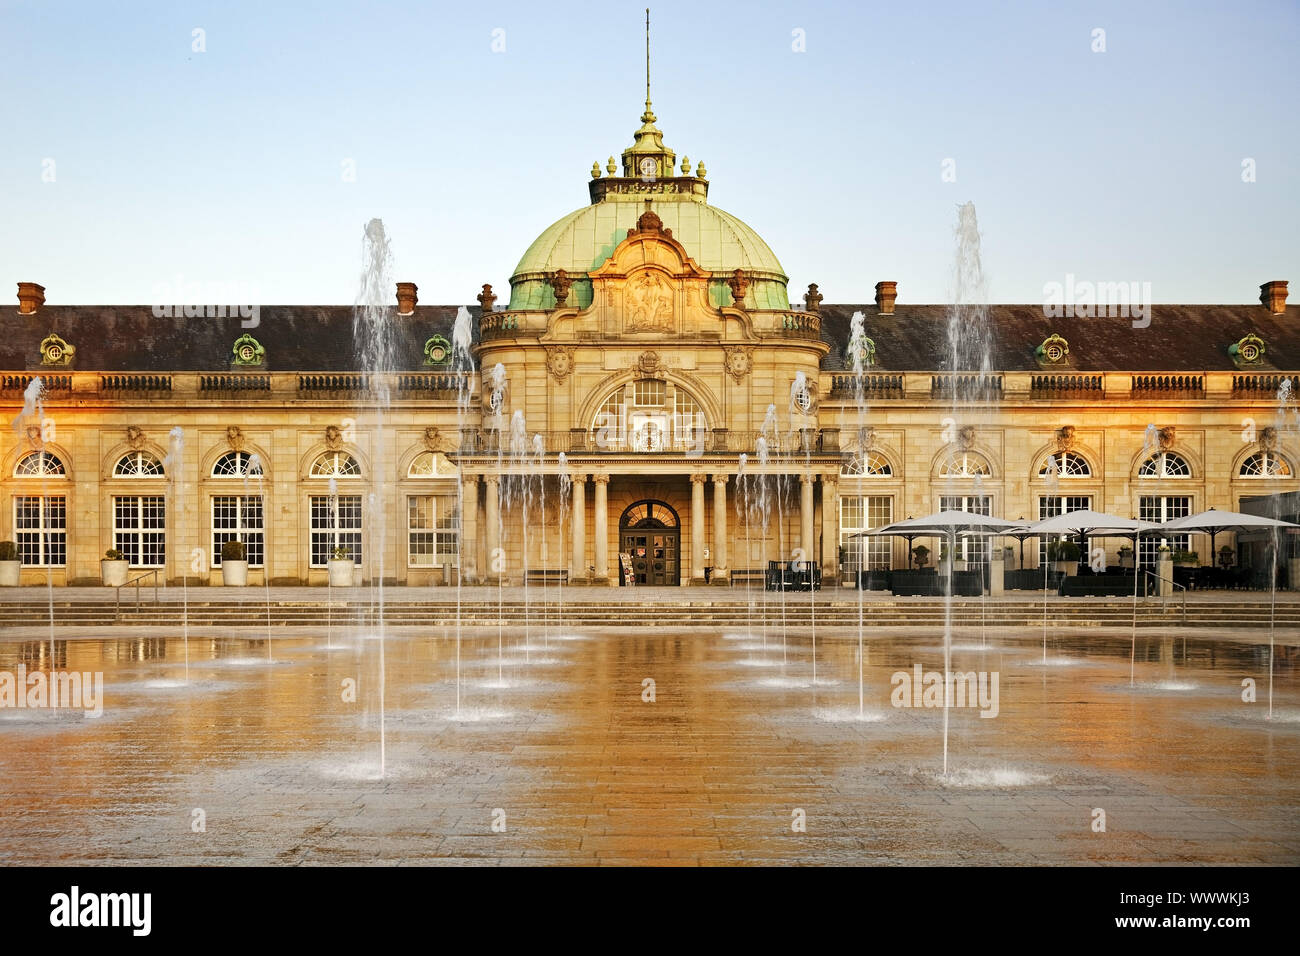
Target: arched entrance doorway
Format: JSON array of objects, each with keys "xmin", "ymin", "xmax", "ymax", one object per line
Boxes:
[{"xmin": 618, "ymin": 499, "xmax": 680, "ymax": 586}]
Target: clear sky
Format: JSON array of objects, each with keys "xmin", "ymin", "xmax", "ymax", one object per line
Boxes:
[{"xmin": 1, "ymin": 0, "xmax": 1296, "ymax": 306}]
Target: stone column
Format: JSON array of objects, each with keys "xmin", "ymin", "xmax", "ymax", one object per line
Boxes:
[
  {"xmin": 800, "ymin": 473, "xmax": 815, "ymax": 564},
  {"xmin": 484, "ymin": 474, "xmax": 500, "ymax": 584},
  {"xmin": 571, "ymin": 473, "xmax": 586, "ymax": 584},
  {"xmin": 592, "ymin": 474, "xmax": 609, "ymax": 585},
  {"xmin": 460, "ymin": 473, "xmax": 479, "ymax": 584},
  {"xmin": 820, "ymin": 474, "xmax": 839, "ymax": 583},
  {"xmin": 711, "ymin": 474, "xmax": 729, "ymax": 586},
  {"xmin": 690, "ymin": 473, "xmax": 707, "ymax": 585}
]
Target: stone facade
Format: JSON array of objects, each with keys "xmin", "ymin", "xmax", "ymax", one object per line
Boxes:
[{"xmin": 2, "ymin": 103, "xmax": 1296, "ymax": 587}]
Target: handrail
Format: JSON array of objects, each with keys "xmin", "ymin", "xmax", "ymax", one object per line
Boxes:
[
  {"xmin": 114, "ymin": 568, "xmax": 160, "ymax": 620},
  {"xmin": 1139, "ymin": 568, "xmax": 1187, "ymax": 623}
]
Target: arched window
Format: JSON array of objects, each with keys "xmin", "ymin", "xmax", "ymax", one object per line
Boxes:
[
  {"xmin": 14, "ymin": 451, "xmax": 65, "ymax": 477},
  {"xmin": 1239, "ymin": 451, "xmax": 1292, "ymax": 478},
  {"xmin": 407, "ymin": 452, "xmax": 456, "ymax": 477},
  {"xmin": 842, "ymin": 453, "xmax": 893, "ymax": 477},
  {"xmin": 212, "ymin": 451, "xmax": 262, "ymax": 478},
  {"xmin": 1138, "ymin": 452, "xmax": 1191, "ymax": 478},
  {"xmin": 114, "ymin": 451, "xmax": 164, "ymax": 477},
  {"xmin": 938, "ymin": 452, "xmax": 992, "ymax": 478},
  {"xmin": 589, "ymin": 380, "xmax": 707, "ymax": 452},
  {"xmin": 1039, "ymin": 451, "xmax": 1091, "ymax": 478},
  {"xmin": 310, "ymin": 451, "xmax": 361, "ymax": 478}
]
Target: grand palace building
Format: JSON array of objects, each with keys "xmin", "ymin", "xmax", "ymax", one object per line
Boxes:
[{"xmin": 2, "ymin": 94, "xmax": 1297, "ymax": 589}]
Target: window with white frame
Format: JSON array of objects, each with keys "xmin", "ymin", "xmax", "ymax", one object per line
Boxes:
[
  {"xmin": 14, "ymin": 496, "xmax": 66, "ymax": 566},
  {"xmin": 211, "ymin": 451, "xmax": 262, "ymax": 478},
  {"xmin": 1239, "ymin": 452, "xmax": 1292, "ymax": 478},
  {"xmin": 114, "ymin": 452, "xmax": 165, "ymax": 477},
  {"xmin": 311, "ymin": 495, "xmax": 362, "ymax": 566},
  {"xmin": 407, "ymin": 496, "xmax": 462, "ymax": 567},
  {"xmin": 114, "ymin": 496, "xmax": 166, "ymax": 567},
  {"xmin": 938, "ymin": 452, "xmax": 992, "ymax": 478},
  {"xmin": 1139, "ymin": 496, "xmax": 1191, "ymax": 568},
  {"xmin": 211, "ymin": 495, "xmax": 264, "ymax": 567},
  {"xmin": 1038, "ymin": 451, "xmax": 1091, "ymax": 477},
  {"xmin": 14, "ymin": 451, "xmax": 65, "ymax": 477},
  {"xmin": 940, "ymin": 495, "xmax": 992, "ymax": 565},
  {"xmin": 1138, "ymin": 452, "xmax": 1191, "ymax": 478},
  {"xmin": 840, "ymin": 495, "xmax": 892, "ymax": 572},
  {"xmin": 841, "ymin": 453, "xmax": 893, "ymax": 477},
  {"xmin": 310, "ymin": 452, "xmax": 361, "ymax": 478},
  {"xmin": 1037, "ymin": 495, "xmax": 1092, "ymax": 567}
]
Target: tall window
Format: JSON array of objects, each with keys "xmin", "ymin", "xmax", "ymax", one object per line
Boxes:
[
  {"xmin": 311, "ymin": 495, "xmax": 362, "ymax": 566},
  {"xmin": 114, "ymin": 452, "xmax": 164, "ymax": 477},
  {"xmin": 14, "ymin": 451, "xmax": 66, "ymax": 477},
  {"xmin": 14, "ymin": 496, "xmax": 66, "ymax": 566},
  {"xmin": 212, "ymin": 451, "xmax": 262, "ymax": 477},
  {"xmin": 1139, "ymin": 496, "xmax": 1191, "ymax": 568},
  {"xmin": 407, "ymin": 495, "xmax": 460, "ymax": 567},
  {"xmin": 940, "ymin": 495, "xmax": 992, "ymax": 565},
  {"xmin": 1038, "ymin": 495, "xmax": 1091, "ymax": 567},
  {"xmin": 840, "ymin": 495, "xmax": 892, "ymax": 572},
  {"xmin": 589, "ymin": 380, "xmax": 706, "ymax": 452},
  {"xmin": 1239, "ymin": 452, "xmax": 1292, "ymax": 478},
  {"xmin": 114, "ymin": 496, "xmax": 166, "ymax": 567},
  {"xmin": 212, "ymin": 496, "xmax": 264, "ymax": 567},
  {"xmin": 1138, "ymin": 452, "xmax": 1191, "ymax": 478}
]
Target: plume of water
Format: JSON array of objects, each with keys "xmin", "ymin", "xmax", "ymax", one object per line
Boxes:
[
  {"xmin": 557, "ymin": 453, "xmax": 570, "ymax": 638},
  {"xmin": 451, "ymin": 305, "xmax": 477, "ymax": 716},
  {"xmin": 244, "ymin": 452, "xmax": 273, "ymax": 662},
  {"xmin": 352, "ymin": 217, "xmax": 396, "ymax": 778},
  {"xmin": 166, "ymin": 427, "xmax": 190, "ymax": 681}
]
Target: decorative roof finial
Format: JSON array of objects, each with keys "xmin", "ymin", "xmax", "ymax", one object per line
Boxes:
[{"xmin": 643, "ymin": 8, "xmax": 654, "ymax": 124}]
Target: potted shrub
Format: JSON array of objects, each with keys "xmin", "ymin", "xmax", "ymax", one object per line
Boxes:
[
  {"xmin": 1172, "ymin": 549, "xmax": 1198, "ymax": 566},
  {"xmin": 101, "ymin": 548, "xmax": 130, "ymax": 587},
  {"xmin": 1117, "ymin": 545, "xmax": 1135, "ymax": 570},
  {"xmin": 221, "ymin": 539, "xmax": 249, "ymax": 586},
  {"xmin": 1048, "ymin": 539, "xmax": 1081, "ymax": 574},
  {"xmin": 0, "ymin": 540, "xmax": 20, "ymax": 587},
  {"xmin": 911, "ymin": 544, "xmax": 930, "ymax": 570},
  {"xmin": 328, "ymin": 545, "xmax": 355, "ymax": 587},
  {"xmin": 1218, "ymin": 545, "xmax": 1234, "ymax": 570}
]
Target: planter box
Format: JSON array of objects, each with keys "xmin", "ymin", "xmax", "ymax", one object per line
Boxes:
[
  {"xmin": 101, "ymin": 559, "xmax": 130, "ymax": 587},
  {"xmin": 328, "ymin": 559, "xmax": 354, "ymax": 588},
  {"xmin": 0, "ymin": 561, "xmax": 20, "ymax": 587},
  {"xmin": 1118, "ymin": 554, "xmax": 1135, "ymax": 569},
  {"xmin": 222, "ymin": 560, "xmax": 249, "ymax": 586}
]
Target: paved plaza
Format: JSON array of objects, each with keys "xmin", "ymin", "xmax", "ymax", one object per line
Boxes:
[{"xmin": 0, "ymin": 603, "xmax": 1296, "ymax": 866}]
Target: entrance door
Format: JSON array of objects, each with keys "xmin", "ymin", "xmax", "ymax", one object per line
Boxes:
[{"xmin": 619, "ymin": 500, "xmax": 681, "ymax": 586}]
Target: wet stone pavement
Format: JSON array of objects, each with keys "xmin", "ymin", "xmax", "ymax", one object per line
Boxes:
[{"xmin": 0, "ymin": 620, "xmax": 1296, "ymax": 865}]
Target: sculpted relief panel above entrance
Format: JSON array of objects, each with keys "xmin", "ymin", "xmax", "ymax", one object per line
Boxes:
[{"xmin": 625, "ymin": 269, "xmax": 674, "ymax": 332}]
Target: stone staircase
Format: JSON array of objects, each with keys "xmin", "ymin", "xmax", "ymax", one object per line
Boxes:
[{"xmin": 2, "ymin": 598, "xmax": 1297, "ymax": 629}]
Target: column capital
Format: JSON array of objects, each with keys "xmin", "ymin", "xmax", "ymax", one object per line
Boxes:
[
  {"xmin": 711, "ymin": 473, "xmax": 729, "ymax": 486},
  {"xmin": 483, "ymin": 473, "xmax": 499, "ymax": 485},
  {"xmin": 689, "ymin": 472, "xmax": 708, "ymax": 485},
  {"xmin": 591, "ymin": 473, "xmax": 610, "ymax": 486},
  {"xmin": 799, "ymin": 472, "xmax": 815, "ymax": 486}
]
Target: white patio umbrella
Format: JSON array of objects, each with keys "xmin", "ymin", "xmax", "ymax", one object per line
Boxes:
[
  {"xmin": 1159, "ymin": 508, "xmax": 1300, "ymax": 717},
  {"xmin": 1022, "ymin": 510, "xmax": 1158, "ymax": 682}
]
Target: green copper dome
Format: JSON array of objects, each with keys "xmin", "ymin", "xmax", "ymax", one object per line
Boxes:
[
  {"xmin": 506, "ymin": 92, "xmax": 790, "ymax": 312},
  {"xmin": 508, "ymin": 201, "xmax": 790, "ymax": 311}
]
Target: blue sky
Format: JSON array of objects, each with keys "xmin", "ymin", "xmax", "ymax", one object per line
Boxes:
[{"xmin": 1, "ymin": 0, "xmax": 1296, "ymax": 305}]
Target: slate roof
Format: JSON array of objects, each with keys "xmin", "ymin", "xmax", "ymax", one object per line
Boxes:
[
  {"xmin": 2, "ymin": 302, "xmax": 1294, "ymax": 373},
  {"xmin": 818, "ymin": 304, "xmax": 1298, "ymax": 372}
]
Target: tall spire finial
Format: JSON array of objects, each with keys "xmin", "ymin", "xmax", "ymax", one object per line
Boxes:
[{"xmin": 642, "ymin": 8, "xmax": 655, "ymax": 124}]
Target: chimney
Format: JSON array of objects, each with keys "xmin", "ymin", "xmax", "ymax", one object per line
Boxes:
[
  {"xmin": 17, "ymin": 282, "xmax": 45, "ymax": 315},
  {"xmin": 396, "ymin": 282, "xmax": 418, "ymax": 316},
  {"xmin": 875, "ymin": 281, "xmax": 897, "ymax": 314},
  {"xmin": 1258, "ymin": 282, "xmax": 1289, "ymax": 316}
]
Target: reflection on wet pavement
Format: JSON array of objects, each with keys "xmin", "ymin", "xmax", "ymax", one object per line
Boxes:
[{"xmin": 0, "ymin": 626, "xmax": 1295, "ymax": 865}]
